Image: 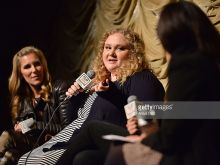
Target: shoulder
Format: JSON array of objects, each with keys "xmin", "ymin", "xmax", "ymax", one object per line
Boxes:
[
  {"xmin": 123, "ymin": 69, "xmax": 165, "ymax": 101},
  {"xmin": 129, "ymin": 69, "xmax": 160, "ymax": 83},
  {"xmin": 52, "ymin": 80, "xmax": 70, "ymax": 92}
]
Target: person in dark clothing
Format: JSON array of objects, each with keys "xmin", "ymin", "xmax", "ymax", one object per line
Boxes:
[
  {"xmin": 0, "ymin": 46, "xmax": 73, "ymax": 165},
  {"xmin": 54, "ymin": 28, "xmax": 165, "ymax": 165},
  {"xmin": 105, "ymin": 1, "xmax": 220, "ymax": 165},
  {"xmin": 18, "ymin": 28, "xmax": 164, "ymax": 165}
]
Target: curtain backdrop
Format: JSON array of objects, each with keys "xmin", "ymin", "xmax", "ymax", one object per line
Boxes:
[{"xmin": 48, "ymin": 0, "xmax": 220, "ymax": 90}]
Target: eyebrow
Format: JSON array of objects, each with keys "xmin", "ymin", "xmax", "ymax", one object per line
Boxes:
[
  {"xmin": 22, "ymin": 60, "xmax": 41, "ymax": 68},
  {"xmin": 104, "ymin": 43, "xmax": 129, "ymax": 47}
]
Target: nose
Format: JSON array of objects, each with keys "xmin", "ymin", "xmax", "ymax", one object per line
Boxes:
[
  {"xmin": 109, "ymin": 48, "xmax": 116, "ymax": 57},
  {"xmin": 31, "ymin": 65, "xmax": 37, "ymax": 72}
]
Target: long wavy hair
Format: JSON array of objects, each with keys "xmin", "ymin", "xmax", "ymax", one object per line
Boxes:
[
  {"xmin": 92, "ymin": 28, "xmax": 149, "ymax": 83},
  {"xmin": 8, "ymin": 46, "xmax": 52, "ymax": 123}
]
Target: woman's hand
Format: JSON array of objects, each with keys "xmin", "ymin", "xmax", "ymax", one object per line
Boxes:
[
  {"xmin": 127, "ymin": 117, "xmax": 159, "ymax": 136},
  {"xmin": 126, "ymin": 120, "xmax": 159, "ymax": 142},
  {"xmin": 126, "ymin": 117, "xmax": 139, "ymax": 135},
  {"xmin": 66, "ymin": 82, "xmax": 84, "ymax": 97},
  {"xmin": 14, "ymin": 122, "xmax": 22, "ymax": 132},
  {"xmin": 126, "ymin": 133, "xmax": 147, "ymax": 142},
  {"xmin": 91, "ymin": 79, "xmax": 109, "ymax": 92}
]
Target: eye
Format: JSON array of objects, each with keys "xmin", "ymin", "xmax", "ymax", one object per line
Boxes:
[
  {"xmin": 118, "ymin": 47, "xmax": 124, "ymax": 50},
  {"xmin": 104, "ymin": 45, "xmax": 112, "ymax": 50},
  {"xmin": 23, "ymin": 64, "xmax": 31, "ymax": 69},
  {"xmin": 33, "ymin": 61, "xmax": 42, "ymax": 67},
  {"xmin": 117, "ymin": 47, "xmax": 127, "ymax": 51}
]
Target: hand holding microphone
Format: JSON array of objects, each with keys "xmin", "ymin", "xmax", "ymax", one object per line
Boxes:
[
  {"xmin": 65, "ymin": 70, "xmax": 96, "ymax": 99},
  {"xmin": 124, "ymin": 95, "xmax": 158, "ymax": 137},
  {"xmin": 15, "ymin": 118, "xmax": 35, "ymax": 134},
  {"xmin": 126, "ymin": 117, "xmax": 139, "ymax": 135},
  {"xmin": 14, "ymin": 122, "xmax": 22, "ymax": 132},
  {"xmin": 124, "ymin": 95, "xmax": 148, "ymax": 135},
  {"xmin": 66, "ymin": 82, "xmax": 84, "ymax": 97},
  {"xmin": 124, "ymin": 95, "xmax": 141, "ymax": 135}
]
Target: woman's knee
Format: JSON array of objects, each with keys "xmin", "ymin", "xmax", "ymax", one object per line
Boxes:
[
  {"xmin": 1, "ymin": 131, "xmax": 10, "ymax": 139},
  {"xmin": 73, "ymin": 150, "xmax": 104, "ymax": 165},
  {"xmin": 0, "ymin": 131, "xmax": 11, "ymax": 152}
]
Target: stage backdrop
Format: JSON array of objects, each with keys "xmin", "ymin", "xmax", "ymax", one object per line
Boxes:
[
  {"xmin": 46, "ymin": 0, "xmax": 220, "ymax": 90},
  {"xmin": 1, "ymin": 0, "xmax": 219, "ymax": 131}
]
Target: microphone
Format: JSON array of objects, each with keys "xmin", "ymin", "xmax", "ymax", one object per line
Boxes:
[
  {"xmin": 19, "ymin": 118, "xmax": 35, "ymax": 134},
  {"xmin": 65, "ymin": 70, "xmax": 96, "ymax": 100},
  {"xmin": 124, "ymin": 95, "xmax": 148, "ymax": 126},
  {"xmin": 76, "ymin": 70, "xmax": 95, "ymax": 90},
  {"xmin": 124, "ymin": 95, "xmax": 139, "ymax": 119},
  {"xmin": 23, "ymin": 71, "xmax": 97, "ymax": 163}
]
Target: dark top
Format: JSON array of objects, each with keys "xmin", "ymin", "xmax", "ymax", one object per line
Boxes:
[
  {"xmin": 142, "ymin": 52, "xmax": 220, "ymax": 164},
  {"xmin": 69, "ymin": 69, "xmax": 165, "ymax": 130},
  {"xmin": 54, "ymin": 69, "xmax": 165, "ymax": 164}
]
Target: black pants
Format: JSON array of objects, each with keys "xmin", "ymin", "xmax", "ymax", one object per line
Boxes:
[
  {"xmin": 56, "ymin": 120, "xmax": 128, "ymax": 165},
  {"xmin": 73, "ymin": 150, "xmax": 105, "ymax": 165}
]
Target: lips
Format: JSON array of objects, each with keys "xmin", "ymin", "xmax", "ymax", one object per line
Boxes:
[
  {"xmin": 108, "ymin": 58, "xmax": 117, "ymax": 62},
  {"xmin": 31, "ymin": 75, "xmax": 40, "ymax": 79}
]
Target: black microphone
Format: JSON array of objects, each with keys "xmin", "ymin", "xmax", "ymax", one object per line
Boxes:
[{"xmin": 65, "ymin": 70, "xmax": 96, "ymax": 100}]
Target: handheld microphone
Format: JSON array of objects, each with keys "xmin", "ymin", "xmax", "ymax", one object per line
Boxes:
[
  {"xmin": 75, "ymin": 70, "xmax": 95, "ymax": 90},
  {"xmin": 124, "ymin": 95, "xmax": 148, "ymax": 127},
  {"xmin": 19, "ymin": 118, "xmax": 35, "ymax": 134},
  {"xmin": 65, "ymin": 70, "xmax": 95, "ymax": 100},
  {"xmin": 124, "ymin": 95, "xmax": 139, "ymax": 119},
  {"xmin": 24, "ymin": 72, "xmax": 97, "ymax": 164}
]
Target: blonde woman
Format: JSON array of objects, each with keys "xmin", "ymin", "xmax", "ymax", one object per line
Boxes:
[{"xmin": 0, "ymin": 46, "xmax": 72, "ymax": 164}]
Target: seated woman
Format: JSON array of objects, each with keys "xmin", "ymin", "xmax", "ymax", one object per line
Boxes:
[
  {"xmin": 18, "ymin": 28, "xmax": 165, "ymax": 165},
  {"xmin": 0, "ymin": 46, "xmax": 73, "ymax": 165}
]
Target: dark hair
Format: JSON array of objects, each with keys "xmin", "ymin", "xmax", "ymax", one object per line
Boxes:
[
  {"xmin": 158, "ymin": 1, "xmax": 220, "ymax": 101},
  {"xmin": 157, "ymin": 1, "xmax": 220, "ymax": 56}
]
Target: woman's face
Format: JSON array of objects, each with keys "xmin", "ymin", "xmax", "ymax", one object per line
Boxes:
[
  {"xmin": 19, "ymin": 53, "xmax": 44, "ymax": 89},
  {"xmin": 102, "ymin": 33, "xmax": 130, "ymax": 74}
]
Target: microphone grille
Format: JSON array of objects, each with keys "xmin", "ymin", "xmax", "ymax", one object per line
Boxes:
[
  {"xmin": 127, "ymin": 95, "xmax": 138, "ymax": 103},
  {"xmin": 86, "ymin": 70, "xmax": 95, "ymax": 79}
]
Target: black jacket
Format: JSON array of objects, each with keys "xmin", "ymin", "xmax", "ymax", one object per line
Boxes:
[{"xmin": 17, "ymin": 80, "xmax": 74, "ymax": 135}]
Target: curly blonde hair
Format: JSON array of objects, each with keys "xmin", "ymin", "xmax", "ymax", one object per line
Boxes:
[
  {"xmin": 8, "ymin": 46, "xmax": 52, "ymax": 123},
  {"xmin": 92, "ymin": 28, "xmax": 149, "ymax": 83}
]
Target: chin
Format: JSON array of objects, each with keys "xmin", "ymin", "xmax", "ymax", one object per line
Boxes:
[
  {"xmin": 32, "ymin": 81, "xmax": 42, "ymax": 86},
  {"xmin": 106, "ymin": 66, "xmax": 118, "ymax": 72}
]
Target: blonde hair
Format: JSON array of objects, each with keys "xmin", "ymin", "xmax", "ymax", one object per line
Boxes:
[
  {"xmin": 92, "ymin": 28, "xmax": 149, "ymax": 83},
  {"xmin": 8, "ymin": 46, "xmax": 52, "ymax": 123}
]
